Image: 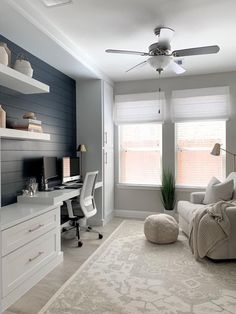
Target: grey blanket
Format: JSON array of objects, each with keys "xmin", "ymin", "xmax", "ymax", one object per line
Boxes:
[{"xmin": 189, "ymin": 200, "xmax": 234, "ymax": 260}]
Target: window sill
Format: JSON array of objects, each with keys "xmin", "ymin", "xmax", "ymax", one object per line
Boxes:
[
  {"xmin": 116, "ymin": 183, "xmax": 161, "ymax": 190},
  {"xmin": 116, "ymin": 183, "xmax": 206, "ymax": 191},
  {"xmin": 176, "ymin": 185, "xmax": 206, "ymax": 191}
]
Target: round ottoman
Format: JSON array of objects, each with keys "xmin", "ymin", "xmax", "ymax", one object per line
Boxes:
[{"xmin": 144, "ymin": 214, "xmax": 179, "ymax": 244}]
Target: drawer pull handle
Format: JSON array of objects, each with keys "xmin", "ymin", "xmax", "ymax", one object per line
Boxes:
[
  {"xmin": 28, "ymin": 224, "xmax": 44, "ymax": 233},
  {"xmin": 29, "ymin": 251, "xmax": 44, "ymax": 262}
]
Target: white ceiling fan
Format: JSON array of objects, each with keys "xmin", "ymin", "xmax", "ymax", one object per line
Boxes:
[{"xmin": 106, "ymin": 27, "xmax": 220, "ymax": 74}]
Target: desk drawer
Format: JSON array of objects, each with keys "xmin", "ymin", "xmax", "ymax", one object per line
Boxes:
[
  {"xmin": 2, "ymin": 208, "xmax": 58, "ymax": 256},
  {"xmin": 2, "ymin": 229, "xmax": 58, "ymax": 297}
]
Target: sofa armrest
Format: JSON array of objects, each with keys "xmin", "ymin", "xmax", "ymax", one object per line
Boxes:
[
  {"xmin": 190, "ymin": 192, "xmax": 206, "ymax": 204},
  {"xmin": 226, "ymin": 206, "xmax": 236, "ymax": 222},
  {"xmin": 225, "ymin": 206, "xmax": 236, "ymax": 245}
]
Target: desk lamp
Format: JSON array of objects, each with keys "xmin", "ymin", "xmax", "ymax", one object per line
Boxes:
[
  {"xmin": 211, "ymin": 143, "xmax": 236, "ymax": 171},
  {"xmin": 77, "ymin": 144, "xmax": 87, "ymax": 182}
]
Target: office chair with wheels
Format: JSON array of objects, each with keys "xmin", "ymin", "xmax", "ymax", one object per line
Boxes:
[{"xmin": 61, "ymin": 171, "xmax": 103, "ymax": 247}]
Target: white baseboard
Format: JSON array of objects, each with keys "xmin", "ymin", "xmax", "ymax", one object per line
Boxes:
[
  {"xmin": 114, "ymin": 209, "xmax": 161, "ymax": 220},
  {"xmin": 88, "ymin": 210, "xmax": 115, "ymax": 227}
]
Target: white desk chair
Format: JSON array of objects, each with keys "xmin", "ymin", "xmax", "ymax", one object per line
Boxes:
[{"xmin": 62, "ymin": 171, "xmax": 103, "ymax": 247}]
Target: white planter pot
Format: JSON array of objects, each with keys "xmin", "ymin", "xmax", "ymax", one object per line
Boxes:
[
  {"xmin": 163, "ymin": 209, "xmax": 176, "ymax": 218},
  {"xmin": 14, "ymin": 59, "xmax": 33, "ymax": 77}
]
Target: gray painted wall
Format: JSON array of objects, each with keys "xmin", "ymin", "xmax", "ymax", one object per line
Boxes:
[
  {"xmin": 76, "ymin": 79, "xmax": 103, "ymax": 224},
  {"xmin": 114, "ymin": 71, "xmax": 236, "ymax": 212}
]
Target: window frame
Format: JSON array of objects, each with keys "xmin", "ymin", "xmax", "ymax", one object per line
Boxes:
[
  {"xmin": 175, "ymin": 120, "xmax": 226, "ymax": 188},
  {"xmin": 117, "ymin": 122, "xmax": 163, "ymax": 187}
]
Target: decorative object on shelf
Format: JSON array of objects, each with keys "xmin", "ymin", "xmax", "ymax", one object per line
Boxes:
[
  {"xmin": 160, "ymin": 169, "xmax": 176, "ymax": 211},
  {"xmin": 14, "ymin": 54, "xmax": 33, "ymax": 77},
  {"xmin": 0, "ymin": 105, "xmax": 6, "ymax": 128},
  {"xmin": 27, "ymin": 177, "xmax": 38, "ymax": 196},
  {"xmin": 0, "ymin": 42, "xmax": 11, "ymax": 66},
  {"xmin": 77, "ymin": 144, "xmax": 87, "ymax": 182},
  {"xmin": 23, "ymin": 112, "xmax": 36, "ymax": 120},
  {"xmin": 0, "ymin": 42, "xmax": 9, "ymax": 66},
  {"xmin": 211, "ymin": 143, "xmax": 236, "ymax": 171},
  {"xmin": 14, "ymin": 119, "xmax": 42, "ymax": 133},
  {"xmin": 8, "ymin": 112, "xmax": 43, "ymax": 133}
]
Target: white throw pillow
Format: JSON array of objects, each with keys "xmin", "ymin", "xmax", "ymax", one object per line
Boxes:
[
  {"xmin": 225, "ymin": 172, "xmax": 236, "ymax": 199},
  {"xmin": 203, "ymin": 177, "xmax": 234, "ymax": 205}
]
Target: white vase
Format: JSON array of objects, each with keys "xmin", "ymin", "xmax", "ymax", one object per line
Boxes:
[
  {"xmin": 0, "ymin": 43, "xmax": 11, "ymax": 66},
  {"xmin": 14, "ymin": 59, "xmax": 33, "ymax": 77},
  {"xmin": 0, "ymin": 105, "xmax": 6, "ymax": 128},
  {"xmin": 0, "ymin": 46, "xmax": 8, "ymax": 66}
]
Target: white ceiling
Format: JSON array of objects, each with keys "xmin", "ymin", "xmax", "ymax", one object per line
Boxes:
[{"xmin": 3, "ymin": 0, "xmax": 236, "ymax": 82}]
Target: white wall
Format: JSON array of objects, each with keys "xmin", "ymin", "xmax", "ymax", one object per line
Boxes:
[{"xmin": 114, "ymin": 71, "xmax": 236, "ymax": 213}]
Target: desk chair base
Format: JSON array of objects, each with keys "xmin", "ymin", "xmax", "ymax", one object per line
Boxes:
[{"xmin": 61, "ymin": 219, "xmax": 103, "ymax": 248}]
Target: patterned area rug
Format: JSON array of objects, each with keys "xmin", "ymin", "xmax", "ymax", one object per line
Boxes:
[{"xmin": 39, "ymin": 220, "xmax": 236, "ymax": 314}]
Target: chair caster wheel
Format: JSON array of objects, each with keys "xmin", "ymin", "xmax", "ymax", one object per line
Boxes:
[
  {"xmin": 98, "ymin": 234, "xmax": 103, "ymax": 240},
  {"xmin": 78, "ymin": 241, "xmax": 83, "ymax": 247}
]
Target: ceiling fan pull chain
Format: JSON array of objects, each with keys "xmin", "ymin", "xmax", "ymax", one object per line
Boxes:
[{"xmin": 158, "ymin": 72, "xmax": 161, "ymax": 114}]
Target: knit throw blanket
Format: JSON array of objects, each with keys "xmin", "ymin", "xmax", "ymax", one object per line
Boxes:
[{"xmin": 189, "ymin": 200, "xmax": 234, "ymax": 260}]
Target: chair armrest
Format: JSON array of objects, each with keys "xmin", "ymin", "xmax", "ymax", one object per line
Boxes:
[{"xmin": 190, "ymin": 192, "xmax": 206, "ymax": 204}]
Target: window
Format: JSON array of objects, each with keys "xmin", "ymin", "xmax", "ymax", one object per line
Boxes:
[
  {"xmin": 176, "ymin": 121, "xmax": 226, "ymax": 186},
  {"xmin": 115, "ymin": 92, "xmax": 165, "ymax": 186},
  {"xmin": 119, "ymin": 123, "xmax": 162, "ymax": 185}
]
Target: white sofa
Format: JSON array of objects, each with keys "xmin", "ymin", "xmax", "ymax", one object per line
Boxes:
[{"xmin": 177, "ymin": 172, "xmax": 236, "ymax": 260}]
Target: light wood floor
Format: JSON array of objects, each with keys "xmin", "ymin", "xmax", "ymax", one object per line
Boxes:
[{"xmin": 5, "ymin": 218, "xmax": 123, "ymax": 314}]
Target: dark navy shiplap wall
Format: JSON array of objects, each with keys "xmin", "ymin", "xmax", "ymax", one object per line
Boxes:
[{"xmin": 0, "ymin": 34, "xmax": 76, "ymax": 206}]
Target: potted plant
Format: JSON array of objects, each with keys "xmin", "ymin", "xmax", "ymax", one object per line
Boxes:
[{"xmin": 160, "ymin": 169, "xmax": 176, "ymax": 213}]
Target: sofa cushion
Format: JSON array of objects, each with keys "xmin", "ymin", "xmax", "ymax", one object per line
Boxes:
[
  {"xmin": 203, "ymin": 177, "xmax": 234, "ymax": 204},
  {"xmin": 177, "ymin": 201, "xmax": 205, "ymax": 223}
]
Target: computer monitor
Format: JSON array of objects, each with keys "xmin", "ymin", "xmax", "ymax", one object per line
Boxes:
[
  {"xmin": 62, "ymin": 157, "xmax": 80, "ymax": 183},
  {"xmin": 41, "ymin": 157, "xmax": 60, "ymax": 191},
  {"xmin": 43, "ymin": 157, "xmax": 58, "ymax": 181}
]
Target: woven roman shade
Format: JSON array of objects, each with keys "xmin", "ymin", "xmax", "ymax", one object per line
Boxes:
[
  {"xmin": 114, "ymin": 92, "xmax": 165, "ymax": 124},
  {"xmin": 171, "ymin": 86, "xmax": 230, "ymax": 122}
]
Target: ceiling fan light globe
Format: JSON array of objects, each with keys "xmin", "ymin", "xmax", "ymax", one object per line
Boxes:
[{"xmin": 147, "ymin": 55, "xmax": 172, "ymax": 70}]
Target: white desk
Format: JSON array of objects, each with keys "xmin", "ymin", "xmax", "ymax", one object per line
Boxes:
[{"xmin": 17, "ymin": 181, "xmax": 103, "ymax": 206}]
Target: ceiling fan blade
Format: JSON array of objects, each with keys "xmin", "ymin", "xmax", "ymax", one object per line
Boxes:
[
  {"xmin": 168, "ymin": 60, "xmax": 186, "ymax": 74},
  {"xmin": 106, "ymin": 49, "xmax": 149, "ymax": 56},
  {"xmin": 172, "ymin": 45, "xmax": 220, "ymax": 57},
  {"xmin": 158, "ymin": 27, "xmax": 175, "ymax": 44},
  {"xmin": 126, "ymin": 60, "xmax": 148, "ymax": 73}
]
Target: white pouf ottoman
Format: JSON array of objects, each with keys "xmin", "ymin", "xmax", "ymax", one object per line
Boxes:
[{"xmin": 144, "ymin": 214, "xmax": 179, "ymax": 244}]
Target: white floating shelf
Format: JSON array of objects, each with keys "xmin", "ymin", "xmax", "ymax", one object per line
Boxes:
[
  {"xmin": 0, "ymin": 64, "xmax": 50, "ymax": 94},
  {"xmin": 0, "ymin": 128, "xmax": 50, "ymax": 141}
]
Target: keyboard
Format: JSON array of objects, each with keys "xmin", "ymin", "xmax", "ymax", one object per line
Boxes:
[
  {"xmin": 54, "ymin": 186, "xmax": 65, "ymax": 190},
  {"xmin": 64, "ymin": 183, "xmax": 83, "ymax": 189}
]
